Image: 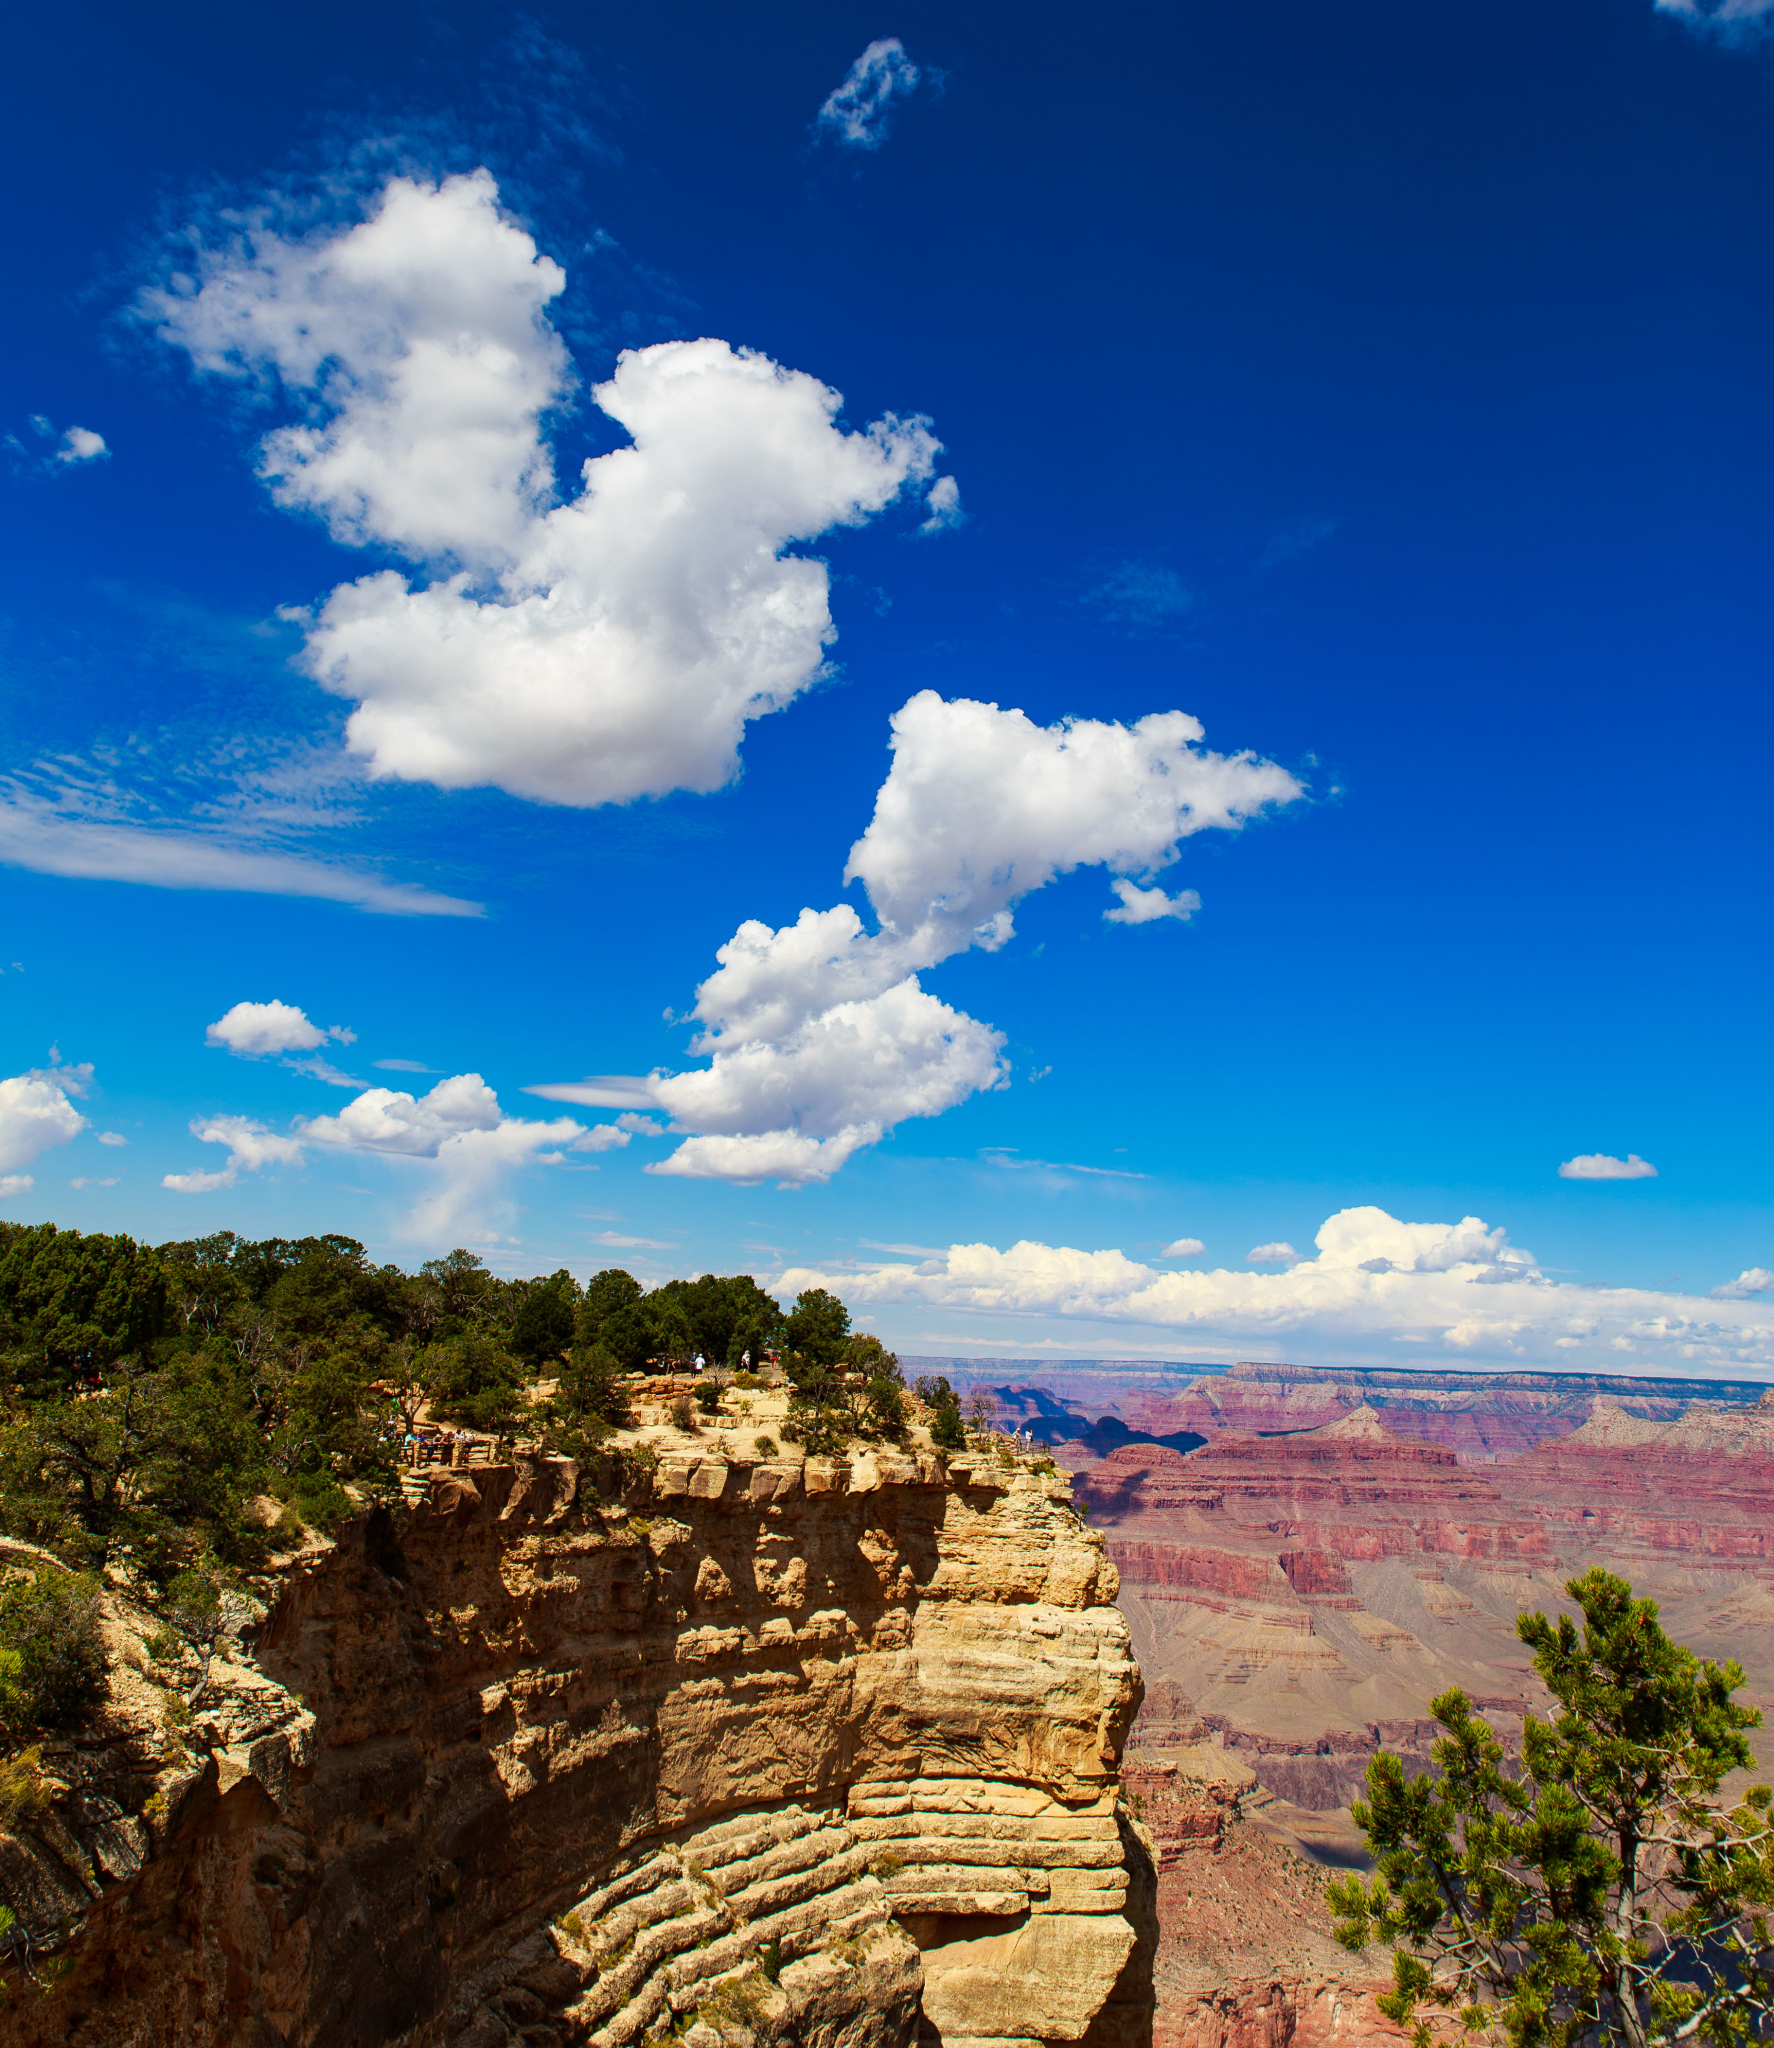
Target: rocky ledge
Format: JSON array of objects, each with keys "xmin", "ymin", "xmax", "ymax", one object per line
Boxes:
[{"xmin": 0, "ymin": 1431, "xmax": 1154, "ymax": 2048}]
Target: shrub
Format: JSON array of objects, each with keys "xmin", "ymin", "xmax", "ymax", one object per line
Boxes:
[
  {"xmin": 668, "ymin": 1395, "xmax": 696, "ymax": 1432},
  {"xmin": 0, "ymin": 1747, "xmax": 48, "ymax": 1829},
  {"xmin": 614, "ymin": 1442, "xmax": 658, "ymax": 1486},
  {"xmin": 0, "ymin": 1568, "xmax": 105, "ymax": 1733},
  {"xmin": 699, "ymin": 1971, "xmax": 772, "ymax": 2028},
  {"xmin": 914, "ymin": 1373, "xmax": 966, "ymax": 1449},
  {"xmin": 753, "ymin": 1434, "xmax": 778, "ymax": 1457}
]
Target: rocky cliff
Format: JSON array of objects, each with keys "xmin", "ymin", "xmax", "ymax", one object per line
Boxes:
[{"xmin": 0, "ymin": 1434, "xmax": 1153, "ymax": 2048}]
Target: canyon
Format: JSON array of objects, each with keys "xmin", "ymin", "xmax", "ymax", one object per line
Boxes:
[
  {"xmin": 955, "ymin": 1359, "xmax": 1774, "ymax": 2046},
  {"xmin": 0, "ymin": 1404, "xmax": 1153, "ymax": 2048},
  {"xmin": 10, "ymin": 1356, "xmax": 1774, "ymax": 2048}
]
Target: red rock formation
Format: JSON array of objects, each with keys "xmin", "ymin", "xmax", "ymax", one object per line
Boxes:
[
  {"xmin": 1278, "ymin": 1551, "xmax": 1353, "ymax": 1600},
  {"xmin": 1120, "ymin": 1745, "xmax": 1400, "ymax": 2048},
  {"xmin": 1110, "ymin": 1362, "xmax": 1757, "ymax": 1465}
]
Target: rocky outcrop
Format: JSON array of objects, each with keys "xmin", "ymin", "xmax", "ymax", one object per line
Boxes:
[
  {"xmin": 0, "ymin": 1437, "xmax": 1152, "ymax": 2048},
  {"xmin": 1118, "ymin": 1748, "xmax": 1397, "ymax": 2048}
]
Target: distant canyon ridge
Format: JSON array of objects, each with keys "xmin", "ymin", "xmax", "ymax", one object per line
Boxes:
[{"xmin": 913, "ymin": 1357, "xmax": 1774, "ymax": 2048}]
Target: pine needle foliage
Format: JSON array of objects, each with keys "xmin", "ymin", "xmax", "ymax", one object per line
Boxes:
[{"xmin": 1329, "ymin": 1568, "xmax": 1774, "ymax": 2048}]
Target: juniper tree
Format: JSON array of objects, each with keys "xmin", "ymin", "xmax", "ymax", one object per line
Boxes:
[{"xmin": 1330, "ymin": 1568, "xmax": 1774, "ymax": 2048}]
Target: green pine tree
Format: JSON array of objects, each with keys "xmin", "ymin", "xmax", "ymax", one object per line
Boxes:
[{"xmin": 1330, "ymin": 1568, "xmax": 1774, "ymax": 2048}]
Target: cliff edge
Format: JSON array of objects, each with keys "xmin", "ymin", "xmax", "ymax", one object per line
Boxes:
[{"xmin": 0, "ymin": 1436, "xmax": 1153, "ymax": 2048}]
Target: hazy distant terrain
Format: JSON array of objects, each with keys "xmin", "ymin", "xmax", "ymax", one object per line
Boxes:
[{"xmin": 932, "ymin": 1359, "xmax": 1774, "ymax": 1865}]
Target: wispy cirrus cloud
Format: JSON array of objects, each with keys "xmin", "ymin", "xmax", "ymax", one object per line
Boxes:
[
  {"xmin": 815, "ymin": 38, "xmax": 929, "ymax": 151},
  {"xmin": 1082, "ymin": 560, "xmax": 1196, "ymax": 632},
  {"xmin": 0, "ymin": 743, "xmax": 481, "ymax": 917},
  {"xmin": 1655, "ymin": 0, "xmax": 1774, "ymax": 44}
]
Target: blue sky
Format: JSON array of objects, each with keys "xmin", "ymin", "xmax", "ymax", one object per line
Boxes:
[{"xmin": 4, "ymin": 0, "xmax": 1773, "ymax": 1373}]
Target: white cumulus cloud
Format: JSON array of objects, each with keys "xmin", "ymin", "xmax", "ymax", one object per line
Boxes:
[
  {"xmin": 845, "ymin": 691, "xmax": 1301, "ymax": 952},
  {"xmin": 163, "ymin": 1071, "xmax": 617, "ymax": 1237},
  {"xmin": 919, "ymin": 475, "xmax": 964, "ymax": 534},
  {"xmin": 1714, "ymin": 1268, "xmax": 1773, "ymax": 1301},
  {"xmin": 534, "ymin": 690, "xmax": 1300, "ymax": 1186},
  {"xmin": 777, "ymin": 1204, "xmax": 1774, "ymax": 1373},
  {"xmin": 816, "ymin": 38, "xmax": 923, "ymax": 150},
  {"xmin": 56, "ymin": 427, "xmax": 108, "ymax": 465},
  {"xmin": 0, "ymin": 1062, "xmax": 91, "ymax": 1178},
  {"xmin": 148, "ymin": 171, "xmax": 940, "ymax": 809},
  {"xmin": 206, "ymin": 998, "xmax": 352, "ymax": 1057},
  {"xmin": 1161, "ymin": 1237, "xmax": 1206, "ymax": 1258},
  {"xmin": 1246, "ymin": 1241, "xmax": 1299, "ymax": 1264},
  {"xmin": 162, "ymin": 1113, "xmax": 307, "ymax": 1193},
  {"xmin": 9, "ymin": 417, "xmax": 109, "ymax": 473},
  {"xmin": 1105, "ymin": 879, "xmax": 1200, "ymax": 925},
  {"xmin": 1558, "ymin": 1151, "xmax": 1658, "ymax": 1181},
  {"xmin": 0, "ymin": 1177, "xmax": 34, "ymax": 1200}
]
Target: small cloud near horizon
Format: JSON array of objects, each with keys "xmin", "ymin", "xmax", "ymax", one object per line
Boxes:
[
  {"xmin": 1161, "ymin": 1237, "xmax": 1206, "ymax": 1258},
  {"xmin": 1558, "ymin": 1151, "xmax": 1658, "ymax": 1181},
  {"xmin": 1714, "ymin": 1267, "xmax": 1773, "ymax": 1300},
  {"xmin": 1246, "ymin": 1241, "xmax": 1298, "ymax": 1264}
]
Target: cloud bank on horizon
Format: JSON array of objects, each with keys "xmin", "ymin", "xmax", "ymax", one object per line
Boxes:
[{"xmin": 777, "ymin": 1204, "xmax": 1774, "ymax": 1374}]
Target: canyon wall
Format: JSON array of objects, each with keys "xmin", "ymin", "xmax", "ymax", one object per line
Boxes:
[
  {"xmin": 968, "ymin": 1360, "xmax": 1767, "ymax": 1467},
  {"xmin": 0, "ymin": 1440, "xmax": 1153, "ymax": 2048}
]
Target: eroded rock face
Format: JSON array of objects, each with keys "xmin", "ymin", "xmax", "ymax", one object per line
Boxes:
[
  {"xmin": 1122, "ymin": 1753, "xmax": 1398, "ymax": 2048},
  {"xmin": 0, "ymin": 1446, "xmax": 1151, "ymax": 2048}
]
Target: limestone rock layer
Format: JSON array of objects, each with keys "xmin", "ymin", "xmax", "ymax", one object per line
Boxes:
[{"xmin": 0, "ymin": 1446, "xmax": 1153, "ymax": 2048}]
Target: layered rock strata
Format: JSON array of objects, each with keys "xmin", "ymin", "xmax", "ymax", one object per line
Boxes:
[
  {"xmin": 1105, "ymin": 1362, "xmax": 1766, "ymax": 1465},
  {"xmin": 1120, "ymin": 1753, "xmax": 1397, "ymax": 2048},
  {"xmin": 0, "ymin": 1440, "xmax": 1153, "ymax": 2048}
]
